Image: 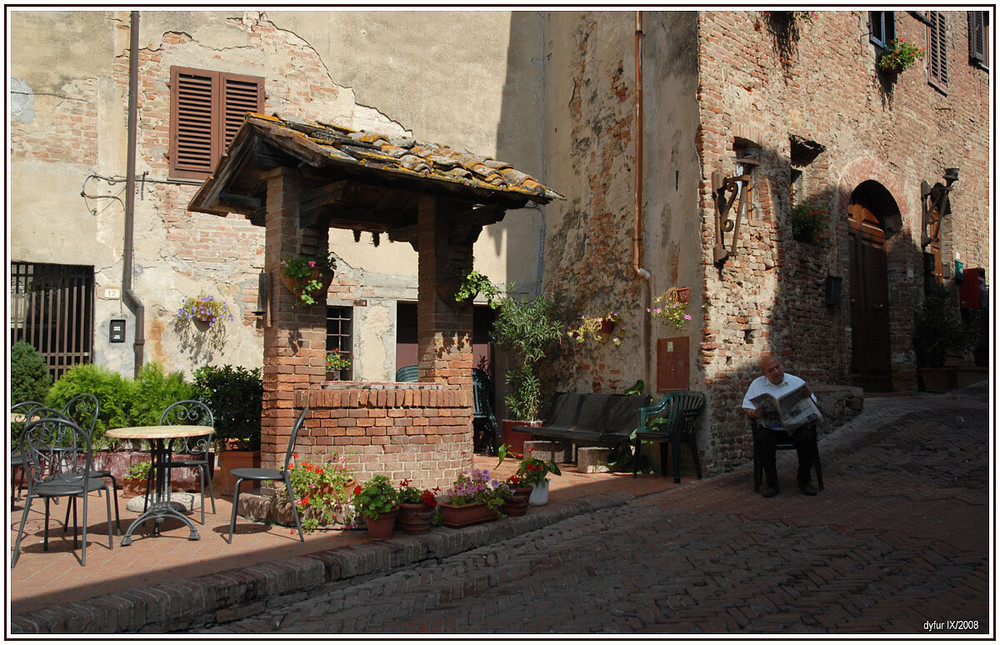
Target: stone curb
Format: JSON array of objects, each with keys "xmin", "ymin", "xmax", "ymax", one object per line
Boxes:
[{"xmin": 11, "ymin": 491, "xmax": 636, "ymax": 634}]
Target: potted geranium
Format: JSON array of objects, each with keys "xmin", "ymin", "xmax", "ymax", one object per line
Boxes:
[
  {"xmin": 439, "ymin": 468, "xmax": 513, "ymax": 527},
  {"xmin": 648, "ymin": 288, "xmax": 693, "ymax": 329},
  {"xmin": 396, "ymin": 479, "xmax": 439, "ymax": 534},
  {"xmin": 352, "ymin": 474, "xmax": 399, "ymax": 539},
  {"xmin": 122, "ymin": 460, "xmax": 151, "ymax": 498},
  {"xmin": 280, "ymin": 253, "xmax": 337, "ymax": 307},
  {"xmin": 326, "ymin": 349, "xmax": 353, "ymax": 381},
  {"xmin": 286, "ymin": 451, "xmax": 356, "ymax": 532},
  {"xmin": 878, "ymin": 39, "xmax": 925, "ymax": 73},
  {"xmin": 498, "ymin": 444, "xmax": 561, "ymax": 506},
  {"xmin": 791, "ymin": 200, "xmax": 827, "ymax": 246},
  {"xmin": 177, "ymin": 292, "xmax": 234, "ymax": 328}
]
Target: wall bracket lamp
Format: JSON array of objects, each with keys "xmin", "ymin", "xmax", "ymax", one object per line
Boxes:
[{"xmin": 920, "ymin": 167, "xmax": 958, "ymax": 249}]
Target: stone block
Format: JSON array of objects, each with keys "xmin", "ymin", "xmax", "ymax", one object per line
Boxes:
[
  {"xmin": 577, "ymin": 447, "xmax": 611, "ymax": 473},
  {"xmin": 523, "ymin": 440, "xmax": 571, "ymax": 463}
]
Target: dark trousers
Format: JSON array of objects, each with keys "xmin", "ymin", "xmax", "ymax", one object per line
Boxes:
[{"xmin": 757, "ymin": 423, "xmax": 817, "ymax": 487}]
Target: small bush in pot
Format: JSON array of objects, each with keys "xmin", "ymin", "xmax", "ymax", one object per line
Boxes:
[
  {"xmin": 352, "ymin": 475, "xmax": 399, "ymax": 520},
  {"xmin": 193, "ymin": 364, "xmax": 262, "ymax": 451}
]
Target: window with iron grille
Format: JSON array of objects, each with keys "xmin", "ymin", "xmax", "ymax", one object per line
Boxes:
[
  {"xmin": 928, "ymin": 11, "xmax": 949, "ymax": 92},
  {"xmin": 869, "ymin": 11, "xmax": 896, "ymax": 49},
  {"xmin": 969, "ymin": 11, "xmax": 989, "ymax": 68},
  {"xmin": 326, "ymin": 306, "xmax": 354, "ymax": 379},
  {"xmin": 169, "ymin": 66, "xmax": 264, "ymax": 180},
  {"xmin": 10, "ymin": 262, "xmax": 95, "ymax": 381}
]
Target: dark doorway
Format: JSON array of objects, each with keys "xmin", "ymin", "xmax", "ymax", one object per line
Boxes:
[{"xmin": 848, "ymin": 202, "xmax": 893, "ymax": 391}]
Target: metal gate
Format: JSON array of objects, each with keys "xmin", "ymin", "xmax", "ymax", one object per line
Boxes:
[{"xmin": 10, "ymin": 262, "xmax": 95, "ymax": 381}]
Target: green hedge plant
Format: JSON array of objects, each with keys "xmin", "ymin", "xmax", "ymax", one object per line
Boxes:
[
  {"xmin": 193, "ymin": 364, "xmax": 263, "ymax": 451},
  {"xmin": 11, "ymin": 340, "xmax": 52, "ymax": 404}
]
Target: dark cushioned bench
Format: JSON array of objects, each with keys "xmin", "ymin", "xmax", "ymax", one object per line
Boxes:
[{"xmin": 511, "ymin": 392, "xmax": 652, "ymax": 445}]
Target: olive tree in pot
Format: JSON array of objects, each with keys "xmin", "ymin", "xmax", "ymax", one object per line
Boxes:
[
  {"xmin": 490, "ymin": 287, "xmax": 565, "ymax": 452},
  {"xmin": 913, "ymin": 284, "xmax": 969, "ymax": 392},
  {"xmin": 193, "ymin": 365, "xmax": 263, "ymax": 495}
]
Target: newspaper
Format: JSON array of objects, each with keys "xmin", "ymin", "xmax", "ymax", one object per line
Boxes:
[{"xmin": 751, "ymin": 384, "xmax": 822, "ymax": 431}]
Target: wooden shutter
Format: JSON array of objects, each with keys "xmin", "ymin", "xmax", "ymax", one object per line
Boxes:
[
  {"xmin": 928, "ymin": 12, "xmax": 948, "ymax": 91},
  {"xmin": 969, "ymin": 11, "xmax": 988, "ymax": 66},
  {"xmin": 169, "ymin": 67, "xmax": 264, "ymax": 180}
]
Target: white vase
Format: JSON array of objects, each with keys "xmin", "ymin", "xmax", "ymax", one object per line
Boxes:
[{"xmin": 528, "ymin": 479, "xmax": 549, "ymax": 506}]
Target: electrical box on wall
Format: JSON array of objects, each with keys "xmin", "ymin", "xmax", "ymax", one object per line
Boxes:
[
  {"xmin": 109, "ymin": 319, "xmax": 126, "ymax": 343},
  {"xmin": 656, "ymin": 337, "xmax": 690, "ymax": 393}
]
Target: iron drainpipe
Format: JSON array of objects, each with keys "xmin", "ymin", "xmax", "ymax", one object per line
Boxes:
[
  {"xmin": 634, "ymin": 12, "xmax": 652, "ymax": 388},
  {"xmin": 123, "ymin": 10, "xmax": 145, "ymax": 377}
]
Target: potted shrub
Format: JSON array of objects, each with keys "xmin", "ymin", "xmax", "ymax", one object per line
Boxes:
[
  {"xmin": 352, "ymin": 475, "xmax": 399, "ymax": 539},
  {"xmin": 491, "ymin": 289, "xmax": 565, "ymax": 452},
  {"xmin": 193, "ymin": 364, "xmax": 263, "ymax": 495},
  {"xmin": 122, "ymin": 460, "xmax": 151, "ymax": 498},
  {"xmin": 280, "ymin": 253, "xmax": 337, "ymax": 307},
  {"xmin": 438, "ymin": 468, "xmax": 512, "ymax": 527},
  {"xmin": 914, "ymin": 284, "xmax": 967, "ymax": 392},
  {"xmin": 396, "ymin": 479, "xmax": 439, "ymax": 534},
  {"xmin": 790, "ymin": 200, "xmax": 827, "ymax": 246}
]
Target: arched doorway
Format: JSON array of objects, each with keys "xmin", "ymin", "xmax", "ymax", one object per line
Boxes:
[{"xmin": 847, "ymin": 181, "xmax": 901, "ymax": 392}]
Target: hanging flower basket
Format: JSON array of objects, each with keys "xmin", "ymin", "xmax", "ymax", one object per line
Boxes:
[
  {"xmin": 280, "ymin": 254, "xmax": 337, "ymax": 307},
  {"xmin": 177, "ymin": 292, "xmax": 234, "ymax": 329}
]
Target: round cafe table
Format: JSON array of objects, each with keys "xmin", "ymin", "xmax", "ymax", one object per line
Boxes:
[{"xmin": 106, "ymin": 425, "xmax": 213, "ymax": 546}]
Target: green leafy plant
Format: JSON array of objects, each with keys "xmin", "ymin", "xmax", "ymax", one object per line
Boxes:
[
  {"xmin": 11, "ymin": 340, "xmax": 52, "ymax": 404},
  {"xmin": 326, "ymin": 349, "xmax": 353, "ymax": 371},
  {"xmin": 193, "ymin": 364, "xmax": 262, "ymax": 451},
  {"xmin": 648, "ymin": 291, "xmax": 692, "ymax": 329},
  {"xmin": 567, "ymin": 311, "xmax": 624, "ymax": 346},
  {"xmin": 496, "ymin": 443, "xmax": 561, "ymax": 486},
  {"xmin": 352, "ymin": 474, "xmax": 398, "ymax": 520},
  {"xmin": 914, "ymin": 284, "xmax": 969, "ymax": 368},
  {"xmin": 878, "ymin": 39, "xmax": 926, "ymax": 72},
  {"xmin": 490, "ymin": 288, "xmax": 566, "ymax": 421},
  {"xmin": 177, "ymin": 291, "xmax": 234, "ymax": 328},
  {"xmin": 791, "ymin": 200, "xmax": 827, "ymax": 246},
  {"xmin": 289, "ymin": 451, "xmax": 356, "ymax": 531},
  {"xmin": 441, "ymin": 468, "xmax": 512, "ymax": 513},
  {"xmin": 282, "ymin": 253, "xmax": 337, "ymax": 307},
  {"xmin": 454, "ymin": 269, "xmax": 503, "ymax": 308},
  {"xmin": 124, "ymin": 460, "xmax": 151, "ymax": 480},
  {"xmin": 397, "ymin": 478, "xmax": 439, "ymax": 507}
]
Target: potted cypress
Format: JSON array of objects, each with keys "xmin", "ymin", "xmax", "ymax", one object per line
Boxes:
[{"xmin": 914, "ymin": 285, "xmax": 967, "ymax": 392}]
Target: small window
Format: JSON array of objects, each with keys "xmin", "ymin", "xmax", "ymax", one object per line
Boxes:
[
  {"xmin": 326, "ymin": 306, "xmax": 354, "ymax": 380},
  {"xmin": 870, "ymin": 11, "xmax": 896, "ymax": 48},
  {"xmin": 969, "ymin": 11, "xmax": 989, "ymax": 68},
  {"xmin": 928, "ymin": 11, "xmax": 949, "ymax": 92},
  {"xmin": 169, "ymin": 67, "xmax": 264, "ymax": 180}
]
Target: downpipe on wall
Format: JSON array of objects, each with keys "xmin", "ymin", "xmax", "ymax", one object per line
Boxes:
[
  {"xmin": 634, "ymin": 12, "xmax": 652, "ymax": 388},
  {"xmin": 124, "ymin": 10, "xmax": 145, "ymax": 377}
]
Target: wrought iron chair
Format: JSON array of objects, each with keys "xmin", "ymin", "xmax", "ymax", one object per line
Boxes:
[
  {"xmin": 12, "ymin": 415, "xmax": 115, "ymax": 567},
  {"xmin": 395, "ymin": 364, "xmax": 419, "ymax": 382},
  {"xmin": 61, "ymin": 394, "xmax": 121, "ymax": 535},
  {"xmin": 148, "ymin": 400, "xmax": 216, "ymax": 524},
  {"xmin": 632, "ymin": 390, "xmax": 706, "ymax": 483},
  {"xmin": 472, "ymin": 368, "xmax": 501, "ymax": 456},
  {"xmin": 10, "ymin": 400, "xmax": 44, "ymax": 504},
  {"xmin": 750, "ymin": 418, "xmax": 823, "ymax": 493},
  {"xmin": 227, "ymin": 408, "xmax": 308, "ymax": 543}
]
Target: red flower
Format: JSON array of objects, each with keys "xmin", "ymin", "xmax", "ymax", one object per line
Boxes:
[{"xmin": 354, "ymin": 485, "xmax": 362, "ymax": 495}]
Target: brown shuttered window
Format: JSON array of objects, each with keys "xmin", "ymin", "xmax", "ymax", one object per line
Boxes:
[
  {"xmin": 969, "ymin": 11, "xmax": 988, "ymax": 68},
  {"xmin": 169, "ymin": 67, "xmax": 264, "ymax": 180},
  {"xmin": 928, "ymin": 12, "xmax": 948, "ymax": 92}
]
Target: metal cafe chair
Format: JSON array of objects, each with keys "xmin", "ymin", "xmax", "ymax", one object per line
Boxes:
[
  {"xmin": 150, "ymin": 400, "xmax": 216, "ymax": 524},
  {"xmin": 61, "ymin": 394, "xmax": 121, "ymax": 535},
  {"xmin": 10, "ymin": 400, "xmax": 43, "ymax": 504},
  {"xmin": 11, "ymin": 415, "xmax": 115, "ymax": 568},
  {"xmin": 227, "ymin": 408, "xmax": 308, "ymax": 544}
]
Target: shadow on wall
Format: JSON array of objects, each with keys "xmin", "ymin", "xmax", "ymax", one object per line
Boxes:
[{"xmin": 174, "ymin": 316, "xmax": 230, "ymax": 364}]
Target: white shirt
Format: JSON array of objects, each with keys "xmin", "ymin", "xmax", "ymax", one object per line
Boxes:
[{"xmin": 742, "ymin": 373, "xmax": 814, "ymax": 430}]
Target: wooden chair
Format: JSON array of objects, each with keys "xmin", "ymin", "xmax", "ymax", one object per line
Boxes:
[{"xmin": 751, "ymin": 418, "xmax": 823, "ymax": 492}]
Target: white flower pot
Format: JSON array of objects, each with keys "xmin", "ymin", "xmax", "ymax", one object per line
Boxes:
[{"xmin": 528, "ymin": 479, "xmax": 549, "ymax": 506}]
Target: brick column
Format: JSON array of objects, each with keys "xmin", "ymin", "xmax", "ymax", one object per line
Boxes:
[
  {"xmin": 416, "ymin": 197, "xmax": 474, "ymax": 387},
  {"xmin": 261, "ymin": 168, "xmax": 327, "ymax": 469}
]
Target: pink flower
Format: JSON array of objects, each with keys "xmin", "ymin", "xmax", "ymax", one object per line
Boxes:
[{"xmin": 308, "ymin": 260, "xmax": 316, "ymax": 268}]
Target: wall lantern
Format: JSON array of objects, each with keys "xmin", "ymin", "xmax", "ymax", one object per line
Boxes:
[
  {"xmin": 920, "ymin": 167, "xmax": 959, "ymax": 249},
  {"xmin": 712, "ymin": 149, "xmax": 757, "ymax": 265}
]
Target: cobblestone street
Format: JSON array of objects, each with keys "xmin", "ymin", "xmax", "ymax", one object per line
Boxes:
[{"xmin": 199, "ymin": 385, "xmax": 990, "ymax": 635}]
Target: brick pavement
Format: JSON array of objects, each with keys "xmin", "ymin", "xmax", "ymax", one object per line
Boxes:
[
  {"xmin": 199, "ymin": 385, "xmax": 990, "ymax": 635},
  {"xmin": 9, "ymin": 384, "xmax": 990, "ymax": 634}
]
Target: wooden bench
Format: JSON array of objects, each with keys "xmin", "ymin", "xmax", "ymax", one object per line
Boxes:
[{"xmin": 510, "ymin": 392, "xmax": 652, "ymax": 455}]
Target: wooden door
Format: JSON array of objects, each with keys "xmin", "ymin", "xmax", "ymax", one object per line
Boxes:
[{"xmin": 848, "ymin": 204, "xmax": 893, "ymax": 391}]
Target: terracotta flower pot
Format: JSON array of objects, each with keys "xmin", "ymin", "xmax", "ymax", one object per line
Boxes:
[
  {"xmin": 279, "ymin": 266, "xmax": 334, "ymax": 300},
  {"xmin": 398, "ymin": 502, "xmax": 435, "ymax": 534},
  {"xmin": 500, "ymin": 420, "xmax": 541, "ymax": 455},
  {"xmin": 364, "ymin": 508, "xmax": 399, "ymax": 540},
  {"xmin": 439, "ymin": 501, "xmax": 499, "ymax": 528},
  {"xmin": 503, "ymin": 487, "xmax": 532, "ymax": 516}
]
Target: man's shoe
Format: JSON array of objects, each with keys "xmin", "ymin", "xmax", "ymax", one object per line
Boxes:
[
  {"xmin": 762, "ymin": 485, "xmax": 779, "ymax": 498},
  {"xmin": 798, "ymin": 482, "xmax": 818, "ymax": 496}
]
